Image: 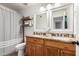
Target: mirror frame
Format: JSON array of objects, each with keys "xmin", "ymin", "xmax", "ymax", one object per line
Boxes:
[
  {"xmin": 34, "ymin": 11, "xmax": 49, "ymax": 32},
  {"xmin": 49, "ymin": 4, "xmax": 74, "ymax": 33}
]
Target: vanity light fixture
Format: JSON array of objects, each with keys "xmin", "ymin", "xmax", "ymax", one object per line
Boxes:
[
  {"xmin": 39, "ymin": 4, "xmax": 52, "ymax": 12},
  {"xmin": 55, "ymin": 3, "xmax": 61, "ymax": 7},
  {"xmin": 39, "ymin": 6, "xmax": 46, "ymax": 12},
  {"xmin": 46, "ymin": 4, "xmax": 52, "ymax": 10},
  {"xmin": 39, "ymin": 3, "xmax": 61, "ymax": 12}
]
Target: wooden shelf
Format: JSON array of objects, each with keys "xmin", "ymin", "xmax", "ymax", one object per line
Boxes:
[
  {"xmin": 22, "ymin": 16, "xmax": 32, "ymax": 21},
  {"xmin": 22, "ymin": 24, "xmax": 29, "ymax": 27},
  {"xmin": 21, "ymin": 16, "xmax": 32, "ymax": 42}
]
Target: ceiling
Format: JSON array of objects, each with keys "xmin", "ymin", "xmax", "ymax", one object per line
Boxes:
[
  {"xmin": 0, "ymin": 3, "xmax": 39, "ymax": 11},
  {"xmin": 0, "ymin": 3, "xmax": 70, "ymax": 12}
]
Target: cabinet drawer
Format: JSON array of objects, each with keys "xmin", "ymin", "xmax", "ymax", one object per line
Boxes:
[
  {"xmin": 61, "ymin": 49, "xmax": 75, "ymax": 56},
  {"xmin": 27, "ymin": 37, "xmax": 43, "ymax": 44},
  {"xmin": 27, "ymin": 37, "xmax": 36, "ymax": 42},
  {"xmin": 63, "ymin": 43, "xmax": 75, "ymax": 51},
  {"xmin": 44, "ymin": 39, "xmax": 64, "ymax": 49},
  {"xmin": 44, "ymin": 39, "xmax": 75, "ymax": 52}
]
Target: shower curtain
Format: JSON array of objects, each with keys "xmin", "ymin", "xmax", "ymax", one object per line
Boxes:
[{"xmin": 0, "ymin": 5, "xmax": 22, "ymax": 56}]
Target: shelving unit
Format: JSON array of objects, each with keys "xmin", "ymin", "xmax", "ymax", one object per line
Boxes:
[{"xmin": 21, "ymin": 16, "xmax": 32, "ymax": 42}]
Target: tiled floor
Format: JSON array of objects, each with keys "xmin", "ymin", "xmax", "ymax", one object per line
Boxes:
[
  {"xmin": 6, "ymin": 52, "xmax": 18, "ymax": 56},
  {"xmin": 5, "ymin": 52, "xmax": 26, "ymax": 56}
]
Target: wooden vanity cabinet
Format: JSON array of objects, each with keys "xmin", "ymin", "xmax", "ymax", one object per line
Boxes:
[
  {"xmin": 44, "ymin": 39, "xmax": 75, "ymax": 56},
  {"xmin": 44, "ymin": 39, "xmax": 63, "ymax": 56},
  {"xmin": 27, "ymin": 42, "xmax": 35, "ymax": 56},
  {"xmin": 26, "ymin": 36, "xmax": 75, "ymax": 56},
  {"xmin": 35, "ymin": 44, "xmax": 43, "ymax": 56},
  {"xmin": 26, "ymin": 37, "xmax": 43, "ymax": 56},
  {"xmin": 60, "ymin": 44, "xmax": 75, "ymax": 56},
  {"xmin": 61, "ymin": 49, "xmax": 75, "ymax": 56},
  {"xmin": 44, "ymin": 46, "xmax": 60, "ymax": 56}
]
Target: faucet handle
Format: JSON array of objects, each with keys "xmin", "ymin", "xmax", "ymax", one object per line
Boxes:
[{"xmin": 72, "ymin": 41, "xmax": 79, "ymax": 45}]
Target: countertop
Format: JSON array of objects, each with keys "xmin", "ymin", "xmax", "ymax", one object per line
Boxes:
[{"xmin": 26, "ymin": 35, "xmax": 76, "ymax": 43}]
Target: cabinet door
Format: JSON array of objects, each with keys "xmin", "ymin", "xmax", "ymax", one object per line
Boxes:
[
  {"xmin": 35, "ymin": 44, "xmax": 43, "ymax": 56},
  {"xmin": 27, "ymin": 43, "xmax": 35, "ymax": 56},
  {"xmin": 61, "ymin": 50, "xmax": 75, "ymax": 56},
  {"xmin": 44, "ymin": 46, "xmax": 60, "ymax": 56}
]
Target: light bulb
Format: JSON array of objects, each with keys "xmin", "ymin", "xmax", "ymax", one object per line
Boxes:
[
  {"xmin": 39, "ymin": 7, "xmax": 46, "ymax": 12},
  {"xmin": 55, "ymin": 3, "xmax": 61, "ymax": 7},
  {"xmin": 46, "ymin": 4, "xmax": 52, "ymax": 10}
]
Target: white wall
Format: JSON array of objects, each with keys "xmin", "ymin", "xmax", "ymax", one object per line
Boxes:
[
  {"xmin": 20, "ymin": 4, "xmax": 47, "ymax": 16},
  {"xmin": 0, "ymin": 5, "xmax": 22, "ymax": 55},
  {"xmin": 20, "ymin": 3, "xmax": 48, "ymax": 36},
  {"xmin": 74, "ymin": 4, "xmax": 79, "ymax": 56}
]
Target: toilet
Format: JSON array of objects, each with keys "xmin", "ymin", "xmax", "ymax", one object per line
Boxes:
[
  {"xmin": 16, "ymin": 37, "xmax": 26, "ymax": 56},
  {"xmin": 16, "ymin": 43, "xmax": 26, "ymax": 56}
]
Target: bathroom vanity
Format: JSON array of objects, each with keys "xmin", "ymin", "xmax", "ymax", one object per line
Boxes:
[
  {"xmin": 25, "ymin": 4, "xmax": 75, "ymax": 56},
  {"xmin": 25, "ymin": 35, "xmax": 75, "ymax": 56}
]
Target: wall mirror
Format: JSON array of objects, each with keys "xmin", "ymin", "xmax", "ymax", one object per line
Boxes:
[
  {"xmin": 50, "ymin": 4, "xmax": 74, "ymax": 33},
  {"xmin": 34, "ymin": 4, "xmax": 74, "ymax": 33},
  {"xmin": 34, "ymin": 12, "xmax": 49, "ymax": 32},
  {"xmin": 51, "ymin": 9, "xmax": 66, "ymax": 30}
]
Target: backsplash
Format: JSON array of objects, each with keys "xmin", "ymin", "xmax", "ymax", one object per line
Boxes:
[{"xmin": 33, "ymin": 32, "xmax": 75, "ymax": 38}]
